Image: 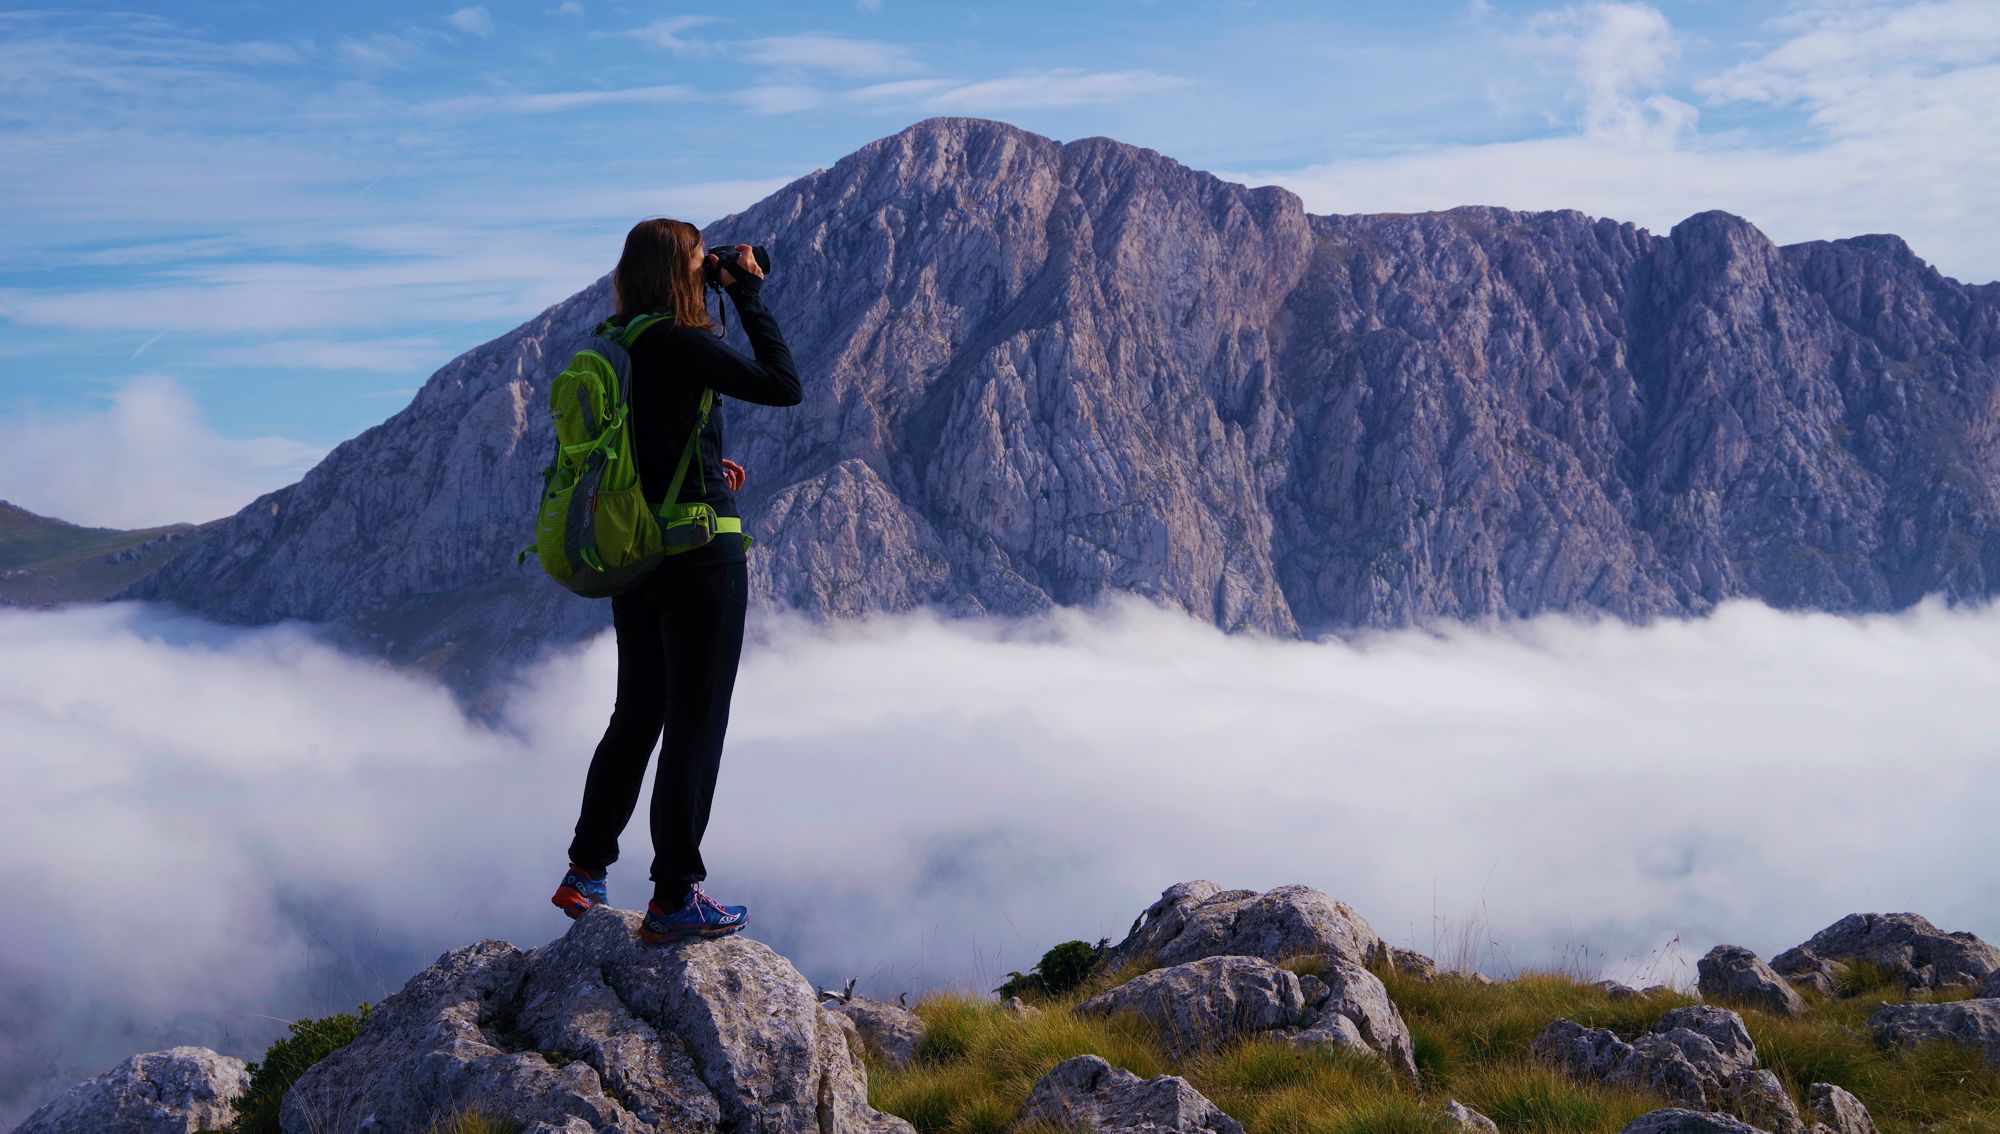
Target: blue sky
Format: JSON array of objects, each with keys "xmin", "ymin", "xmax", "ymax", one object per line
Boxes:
[{"xmin": 2, "ymin": 0, "xmax": 1996, "ymax": 527}]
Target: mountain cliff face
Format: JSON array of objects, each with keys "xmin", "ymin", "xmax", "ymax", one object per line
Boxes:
[{"xmin": 123, "ymin": 117, "xmax": 2000, "ymax": 706}]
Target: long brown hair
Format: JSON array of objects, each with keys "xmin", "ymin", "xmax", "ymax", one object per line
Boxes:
[{"xmin": 611, "ymin": 217, "xmax": 717, "ymax": 333}]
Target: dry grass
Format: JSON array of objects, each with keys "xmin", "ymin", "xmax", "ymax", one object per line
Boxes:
[{"xmin": 863, "ymin": 943, "xmax": 2000, "ymax": 1134}]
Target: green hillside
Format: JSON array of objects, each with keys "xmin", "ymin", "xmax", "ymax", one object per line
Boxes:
[{"xmin": 0, "ymin": 500, "xmax": 221, "ymax": 607}]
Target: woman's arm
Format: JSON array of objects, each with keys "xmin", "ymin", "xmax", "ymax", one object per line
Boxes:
[{"xmin": 668, "ymin": 273, "xmax": 801, "ymax": 406}]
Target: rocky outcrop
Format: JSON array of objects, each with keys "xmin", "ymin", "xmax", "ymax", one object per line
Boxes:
[
  {"xmin": 119, "ymin": 117, "xmax": 2000, "ymax": 712},
  {"xmin": 1620, "ymin": 1110, "xmax": 1773, "ymax": 1134},
  {"xmin": 1867, "ymin": 998, "xmax": 2000, "ymax": 1067},
  {"xmin": 1273, "ymin": 956, "xmax": 1418, "ymax": 1080},
  {"xmin": 1699, "ymin": 945, "xmax": 1806, "ymax": 1016},
  {"xmin": 1442, "ymin": 1099, "xmax": 1500, "ymax": 1131},
  {"xmin": 1772, "ymin": 913, "xmax": 2000, "ymax": 993},
  {"xmin": 1719, "ymin": 1069, "xmax": 1803, "ymax": 1134},
  {"xmin": 1073, "ymin": 952, "xmax": 1417, "ymax": 1080},
  {"xmin": 819, "ymin": 993, "xmax": 927, "ymax": 1068},
  {"xmin": 1101, "ymin": 880, "xmax": 1388, "ymax": 973},
  {"xmin": 1015, "ymin": 1054, "xmax": 1243, "ymax": 1134},
  {"xmin": 1805, "ymin": 1083, "xmax": 1877, "ymax": 1134},
  {"xmin": 9, "ymin": 1047, "xmax": 247, "ymax": 1134},
  {"xmin": 1984, "ymin": 967, "xmax": 2000, "ymax": 998},
  {"xmin": 277, "ymin": 905, "xmax": 911, "ymax": 1134},
  {"xmin": 1533, "ymin": 1005, "xmax": 1781, "ymax": 1115},
  {"xmin": 1388, "ymin": 947, "xmax": 1439, "ymax": 981},
  {"xmin": 1075, "ymin": 955, "xmax": 1309, "ymax": 1060}
]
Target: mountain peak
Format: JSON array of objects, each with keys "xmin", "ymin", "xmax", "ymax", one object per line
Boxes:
[
  {"xmin": 891, "ymin": 115, "xmax": 1045, "ymax": 143},
  {"xmin": 122, "ymin": 121, "xmax": 2000, "ymax": 709},
  {"xmin": 1669, "ymin": 208, "xmax": 1769, "ymax": 243}
]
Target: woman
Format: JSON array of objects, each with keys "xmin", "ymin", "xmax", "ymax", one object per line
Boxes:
[{"xmin": 550, "ymin": 217, "xmax": 801, "ymax": 944}]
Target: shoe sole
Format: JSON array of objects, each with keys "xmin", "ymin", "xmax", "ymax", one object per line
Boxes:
[
  {"xmin": 552, "ymin": 886, "xmax": 597, "ymax": 919},
  {"xmin": 638, "ymin": 914, "xmax": 751, "ymax": 945}
]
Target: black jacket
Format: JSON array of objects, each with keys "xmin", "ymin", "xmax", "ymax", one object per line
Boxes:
[{"xmin": 609, "ymin": 272, "xmax": 800, "ymax": 566}]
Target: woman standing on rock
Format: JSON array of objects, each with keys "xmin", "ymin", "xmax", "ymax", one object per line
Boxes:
[{"xmin": 551, "ymin": 217, "xmax": 801, "ymax": 944}]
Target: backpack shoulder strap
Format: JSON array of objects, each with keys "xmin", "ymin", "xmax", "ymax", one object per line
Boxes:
[
  {"xmin": 656, "ymin": 388, "xmax": 715, "ymax": 517},
  {"xmin": 589, "ymin": 313, "xmax": 711, "ymax": 515},
  {"xmin": 595, "ymin": 311, "xmax": 675, "ymax": 350}
]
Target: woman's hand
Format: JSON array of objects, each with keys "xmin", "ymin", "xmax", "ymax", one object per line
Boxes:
[
  {"xmin": 711, "ymin": 243, "xmax": 764, "ymax": 288},
  {"xmin": 721, "ymin": 458, "xmax": 745, "ymax": 492}
]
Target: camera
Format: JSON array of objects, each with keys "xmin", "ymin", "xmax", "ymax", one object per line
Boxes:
[{"xmin": 704, "ymin": 244, "xmax": 772, "ymax": 289}]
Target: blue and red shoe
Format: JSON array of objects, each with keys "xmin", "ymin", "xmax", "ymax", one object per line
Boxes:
[
  {"xmin": 551, "ymin": 864, "xmax": 608, "ymax": 919},
  {"xmin": 639, "ymin": 883, "xmax": 750, "ymax": 944}
]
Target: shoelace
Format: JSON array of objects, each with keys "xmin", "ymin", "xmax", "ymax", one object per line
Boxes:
[{"xmin": 687, "ymin": 884, "xmax": 735, "ymax": 920}]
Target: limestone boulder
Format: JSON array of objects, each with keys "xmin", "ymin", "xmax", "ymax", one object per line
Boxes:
[
  {"xmin": 1102, "ymin": 881, "xmax": 1388, "ymax": 973},
  {"xmin": 10, "ymin": 1047, "xmax": 248, "ymax": 1134},
  {"xmin": 1388, "ymin": 947, "xmax": 1438, "ymax": 981},
  {"xmin": 1719, "ymin": 1069, "xmax": 1802, "ymax": 1134},
  {"xmin": 1867, "ymin": 998, "xmax": 2000, "ymax": 1067},
  {"xmin": 1015, "ymin": 1054, "xmax": 1243, "ymax": 1134},
  {"xmin": 1533, "ymin": 1005, "xmax": 1766, "ymax": 1112},
  {"xmin": 1699, "ymin": 946, "xmax": 1806, "ymax": 1017},
  {"xmin": 278, "ymin": 905, "xmax": 912, "ymax": 1134},
  {"xmin": 1442, "ymin": 1099, "xmax": 1500, "ymax": 1131},
  {"xmin": 1771, "ymin": 913, "xmax": 2000, "ymax": 993},
  {"xmin": 1597, "ymin": 979, "xmax": 1645, "ymax": 1000},
  {"xmin": 822, "ymin": 994, "xmax": 927, "ymax": 1069},
  {"xmin": 1270, "ymin": 955, "xmax": 1418, "ymax": 1080},
  {"xmin": 1075, "ymin": 955, "xmax": 1308, "ymax": 1060},
  {"xmin": 1804, "ymin": 1083, "xmax": 1877, "ymax": 1134},
  {"xmin": 1619, "ymin": 1110, "xmax": 1774, "ymax": 1134}
]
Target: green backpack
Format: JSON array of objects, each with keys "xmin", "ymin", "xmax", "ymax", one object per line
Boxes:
[{"xmin": 516, "ymin": 312, "xmax": 753, "ymax": 598}]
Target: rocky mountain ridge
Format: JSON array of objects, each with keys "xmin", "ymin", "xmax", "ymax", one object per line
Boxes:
[{"xmin": 117, "ymin": 116, "xmax": 2000, "ymax": 708}]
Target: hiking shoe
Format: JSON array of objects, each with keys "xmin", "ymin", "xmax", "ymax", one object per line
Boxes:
[
  {"xmin": 638, "ymin": 883, "xmax": 750, "ymax": 944},
  {"xmin": 551, "ymin": 865, "xmax": 608, "ymax": 919}
]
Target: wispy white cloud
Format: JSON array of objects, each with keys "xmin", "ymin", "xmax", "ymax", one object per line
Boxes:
[
  {"xmin": 824, "ymin": 68, "xmax": 1184, "ymax": 115},
  {"xmin": 335, "ymin": 31, "xmax": 423, "ymax": 71},
  {"xmin": 840, "ymin": 67, "xmax": 1193, "ymax": 112},
  {"xmin": 424, "ymin": 82, "xmax": 694, "ymax": 116},
  {"xmin": 617, "ymin": 15, "xmax": 713, "ymax": 53},
  {"xmin": 448, "ymin": 6, "xmax": 495, "ymax": 38},
  {"xmin": 0, "ymin": 375, "xmax": 326, "ymax": 527},
  {"xmin": 0, "ymin": 21, "xmax": 303, "ymax": 112},
  {"xmin": 4, "ymin": 592, "xmax": 1999, "ymax": 1126},
  {"xmin": 1524, "ymin": 0, "xmax": 1696, "ymax": 146},
  {"xmin": 0, "ymin": 254, "xmax": 566, "ymax": 335},
  {"xmin": 555, "ymin": 1, "xmax": 585, "ymax": 15},
  {"xmin": 734, "ymin": 84, "xmax": 828, "ymax": 115},
  {"xmin": 0, "ymin": 184, "xmax": 777, "ymax": 339},
  {"xmin": 1214, "ymin": 0, "xmax": 2000, "ymax": 286},
  {"xmin": 742, "ymin": 33, "xmax": 921, "ymax": 78},
  {"xmin": 560, "ymin": 176, "xmax": 800, "ymax": 224},
  {"xmin": 205, "ymin": 337, "xmax": 445, "ymax": 373}
]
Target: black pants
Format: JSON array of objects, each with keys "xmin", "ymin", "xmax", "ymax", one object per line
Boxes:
[{"xmin": 567, "ymin": 552, "xmax": 748, "ymax": 897}]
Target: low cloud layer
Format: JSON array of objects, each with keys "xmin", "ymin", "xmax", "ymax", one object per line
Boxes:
[{"xmin": 3, "ymin": 592, "xmax": 1998, "ymax": 1123}]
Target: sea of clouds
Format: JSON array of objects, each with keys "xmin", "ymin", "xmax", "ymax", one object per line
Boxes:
[{"xmin": 3, "ymin": 591, "xmax": 1997, "ymax": 1123}]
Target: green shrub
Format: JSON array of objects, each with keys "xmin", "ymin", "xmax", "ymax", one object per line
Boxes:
[
  {"xmin": 228, "ymin": 1002, "xmax": 373, "ymax": 1134},
  {"xmin": 995, "ymin": 940, "xmax": 1100, "ymax": 1001}
]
